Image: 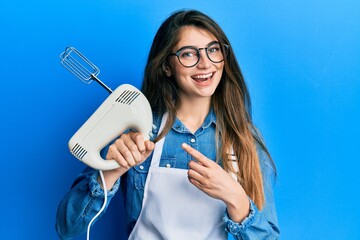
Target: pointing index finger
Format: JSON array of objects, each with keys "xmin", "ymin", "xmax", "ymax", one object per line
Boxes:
[{"xmin": 181, "ymin": 143, "xmax": 210, "ymax": 166}]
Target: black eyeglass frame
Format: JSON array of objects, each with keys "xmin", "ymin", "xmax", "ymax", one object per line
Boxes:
[{"xmin": 168, "ymin": 41, "xmax": 229, "ymax": 68}]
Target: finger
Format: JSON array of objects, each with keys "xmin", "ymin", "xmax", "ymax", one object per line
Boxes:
[
  {"xmin": 145, "ymin": 140, "xmax": 155, "ymax": 151},
  {"xmin": 107, "ymin": 144, "xmax": 131, "ymax": 168},
  {"xmin": 181, "ymin": 143, "xmax": 212, "ymax": 167},
  {"xmin": 114, "ymin": 138, "xmax": 137, "ymax": 166},
  {"xmin": 188, "ymin": 160, "xmax": 208, "ymax": 177},
  {"xmin": 144, "ymin": 141, "xmax": 155, "ymax": 158},
  {"xmin": 188, "ymin": 175, "xmax": 204, "ymax": 190},
  {"xmin": 187, "ymin": 167, "xmax": 205, "ymax": 183},
  {"xmin": 129, "ymin": 131, "xmax": 146, "ymax": 153},
  {"xmin": 121, "ymin": 134, "xmax": 142, "ymax": 163}
]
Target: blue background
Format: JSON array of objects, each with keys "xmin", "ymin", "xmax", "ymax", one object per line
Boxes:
[{"xmin": 1, "ymin": 0, "xmax": 359, "ymax": 239}]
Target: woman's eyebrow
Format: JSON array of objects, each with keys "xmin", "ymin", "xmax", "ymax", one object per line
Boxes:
[
  {"xmin": 176, "ymin": 41, "xmax": 219, "ymax": 51},
  {"xmin": 205, "ymin": 40, "xmax": 219, "ymax": 47}
]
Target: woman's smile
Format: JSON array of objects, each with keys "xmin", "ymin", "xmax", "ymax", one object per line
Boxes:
[{"xmin": 191, "ymin": 71, "xmax": 215, "ymax": 86}]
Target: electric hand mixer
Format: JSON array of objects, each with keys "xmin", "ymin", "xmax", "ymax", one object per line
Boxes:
[{"xmin": 60, "ymin": 47, "xmax": 153, "ymax": 170}]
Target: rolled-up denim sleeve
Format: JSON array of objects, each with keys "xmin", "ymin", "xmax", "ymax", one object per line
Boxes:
[
  {"xmin": 55, "ymin": 167, "xmax": 120, "ymax": 239},
  {"xmin": 224, "ymin": 153, "xmax": 280, "ymax": 240}
]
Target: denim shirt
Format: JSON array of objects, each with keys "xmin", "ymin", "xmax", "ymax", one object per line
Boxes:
[{"xmin": 56, "ymin": 109, "xmax": 280, "ymax": 239}]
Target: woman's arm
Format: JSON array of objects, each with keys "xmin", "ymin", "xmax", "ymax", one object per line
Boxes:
[
  {"xmin": 55, "ymin": 131, "xmax": 154, "ymax": 239},
  {"xmin": 224, "ymin": 159, "xmax": 280, "ymax": 239},
  {"xmin": 55, "ymin": 167, "xmax": 121, "ymax": 239},
  {"xmin": 182, "ymin": 143, "xmax": 280, "ymax": 239}
]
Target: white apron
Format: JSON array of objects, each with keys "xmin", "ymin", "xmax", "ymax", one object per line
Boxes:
[{"xmin": 128, "ymin": 114, "xmax": 228, "ymax": 240}]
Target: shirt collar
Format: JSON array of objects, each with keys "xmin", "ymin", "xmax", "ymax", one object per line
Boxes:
[{"xmin": 172, "ymin": 108, "xmax": 217, "ymax": 134}]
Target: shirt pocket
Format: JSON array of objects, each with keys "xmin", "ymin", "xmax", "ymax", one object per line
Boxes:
[
  {"xmin": 132, "ymin": 159, "xmax": 150, "ymax": 190},
  {"xmin": 159, "ymin": 155, "xmax": 177, "ymax": 168}
]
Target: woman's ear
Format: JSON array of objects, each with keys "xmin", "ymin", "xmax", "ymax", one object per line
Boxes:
[{"xmin": 162, "ymin": 63, "xmax": 172, "ymax": 77}]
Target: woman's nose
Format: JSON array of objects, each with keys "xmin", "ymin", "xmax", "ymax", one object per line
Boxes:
[{"xmin": 196, "ymin": 50, "xmax": 212, "ymax": 69}]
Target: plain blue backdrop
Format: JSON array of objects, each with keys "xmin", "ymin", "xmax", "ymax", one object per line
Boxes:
[{"xmin": 0, "ymin": 0, "xmax": 359, "ymax": 239}]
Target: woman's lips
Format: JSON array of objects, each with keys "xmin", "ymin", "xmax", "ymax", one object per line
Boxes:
[{"xmin": 191, "ymin": 72, "xmax": 214, "ymax": 82}]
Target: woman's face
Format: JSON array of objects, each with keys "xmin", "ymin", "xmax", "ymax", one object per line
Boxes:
[{"xmin": 167, "ymin": 26, "xmax": 224, "ymax": 101}]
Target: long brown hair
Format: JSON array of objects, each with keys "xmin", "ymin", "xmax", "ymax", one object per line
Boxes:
[{"xmin": 142, "ymin": 9, "xmax": 275, "ymax": 210}]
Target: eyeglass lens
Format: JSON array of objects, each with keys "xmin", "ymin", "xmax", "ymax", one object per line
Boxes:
[{"xmin": 177, "ymin": 43, "xmax": 224, "ymax": 67}]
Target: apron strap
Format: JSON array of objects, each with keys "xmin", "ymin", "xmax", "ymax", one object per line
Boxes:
[
  {"xmin": 150, "ymin": 113, "xmax": 168, "ymax": 167},
  {"xmin": 227, "ymin": 147, "xmax": 239, "ymax": 182}
]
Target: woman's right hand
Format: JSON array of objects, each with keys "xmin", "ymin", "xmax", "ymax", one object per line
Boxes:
[{"xmin": 99, "ymin": 131, "xmax": 155, "ymax": 190}]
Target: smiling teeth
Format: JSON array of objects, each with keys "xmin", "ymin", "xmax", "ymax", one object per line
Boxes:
[{"xmin": 193, "ymin": 73, "xmax": 213, "ymax": 79}]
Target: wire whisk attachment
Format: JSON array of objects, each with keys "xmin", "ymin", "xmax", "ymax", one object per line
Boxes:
[{"xmin": 60, "ymin": 47, "xmax": 112, "ymax": 93}]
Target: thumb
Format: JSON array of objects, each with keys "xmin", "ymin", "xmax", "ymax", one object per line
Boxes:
[{"xmin": 143, "ymin": 141, "xmax": 155, "ymax": 158}]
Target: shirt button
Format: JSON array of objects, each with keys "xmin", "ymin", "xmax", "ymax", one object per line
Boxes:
[
  {"xmin": 139, "ymin": 165, "xmax": 144, "ymax": 170},
  {"xmin": 166, "ymin": 163, "xmax": 171, "ymax": 168},
  {"xmin": 190, "ymin": 138, "xmax": 196, "ymax": 143}
]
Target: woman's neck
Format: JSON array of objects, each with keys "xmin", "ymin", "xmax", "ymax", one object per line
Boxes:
[{"xmin": 176, "ymin": 97, "xmax": 211, "ymax": 133}]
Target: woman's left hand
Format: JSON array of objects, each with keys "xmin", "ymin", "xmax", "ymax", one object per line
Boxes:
[{"xmin": 181, "ymin": 143, "xmax": 250, "ymax": 222}]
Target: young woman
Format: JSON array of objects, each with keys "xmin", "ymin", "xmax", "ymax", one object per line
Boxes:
[{"xmin": 56, "ymin": 9, "xmax": 280, "ymax": 239}]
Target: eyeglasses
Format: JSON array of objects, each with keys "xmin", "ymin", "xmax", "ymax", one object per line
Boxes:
[{"xmin": 168, "ymin": 41, "xmax": 228, "ymax": 68}]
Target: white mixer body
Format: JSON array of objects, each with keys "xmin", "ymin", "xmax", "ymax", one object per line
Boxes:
[{"xmin": 68, "ymin": 84, "xmax": 153, "ymax": 170}]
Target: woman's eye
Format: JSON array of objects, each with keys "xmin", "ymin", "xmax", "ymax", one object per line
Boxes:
[
  {"xmin": 180, "ymin": 49, "xmax": 197, "ymax": 58},
  {"xmin": 208, "ymin": 46, "xmax": 220, "ymax": 53}
]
